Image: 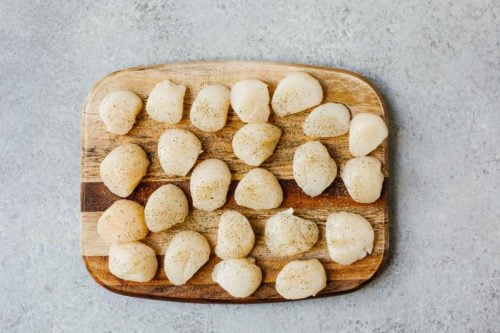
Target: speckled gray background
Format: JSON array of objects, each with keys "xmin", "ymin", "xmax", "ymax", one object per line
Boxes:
[{"xmin": 1, "ymin": 0, "xmax": 499, "ymax": 332}]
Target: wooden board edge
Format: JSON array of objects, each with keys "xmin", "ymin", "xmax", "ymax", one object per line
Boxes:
[
  {"xmin": 82, "ymin": 251, "xmax": 387, "ymax": 303},
  {"xmin": 80, "ymin": 60, "xmax": 388, "ymax": 159}
]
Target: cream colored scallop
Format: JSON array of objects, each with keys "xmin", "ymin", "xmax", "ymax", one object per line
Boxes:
[
  {"xmin": 341, "ymin": 156, "xmax": 384, "ymax": 203},
  {"xmin": 144, "ymin": 184, "xmax": 189, "ymax": 233},
  {"xmin": 146, "ymin": 79, "xmax": 186, "ymax": 124},
  {"xmin": 215, "ymin": 210, "xmax": 255, "ymax": 259},
  {"xmin": 158, "ymin": 129, "xmax": 202, "ymax": 177},
  {"xmin": 326, "ymin": 211, "xmax": 374, "ymax": 265},
  {"xmin": 100, "ymin": 143, "xmax": 150, "ymax": 197},
  {"xmin": 275, "ymin": 259, "xmax": 327, "ymax": 300},
  {"xmin": 349, "ymin": 112, "xmax": 388, "ymax": 156},
  {"xmin": 230, "ymin": 79, "xmax": 270, "ymax": 123},
  {"xmin": 97, "ymin": 200, "xmax": 147, "ymax": 242},
  {"xmin": 108, "ymin": 242, "xmax": 158, "ymax": 282},
  {"xmin": 234, "ymin": 168, "xmax": 283, "ymax": 210},
  {"xmin": 293, "ymin": 141, "xmax": 337, "ymax": 197},
  {"xmin": 212, "ymin": 258, "xmax": 262, "ymax": 298},
  {"xmin": 232, "ymin": 123, "xmax": 282, "ymax": 166},
  {"xmin": 271, "ymin": 72, "xmax": 323, "ymax": 116},
  {"xmin": 190, "ymin": 84, "xmax": 230, "ymax": 132},
  {"xmin": 164, "ymin": 231, "xmax": 211, "ymax": 285},
  {"xmin": 265, "ymin": 208, "xmax": 319, "ymax": 257},
  {"xmin": 190, "ymin": 159, "xmax": 231, "ymax": 212},
  {"xmin": 99, "ymin": 90, "xmax": 143, "ymax": 135},
  {"xmin": 303, "ymin": 103, "xmax": 351, "ymax": 137}
]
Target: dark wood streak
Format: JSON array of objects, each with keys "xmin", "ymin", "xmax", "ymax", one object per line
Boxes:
[{"xmin": 81, "ymin": 178, "xmax": 388, "ymax": 212}]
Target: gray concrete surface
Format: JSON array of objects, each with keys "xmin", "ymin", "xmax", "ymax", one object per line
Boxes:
[{"xmin": 1, "ymin": 0, "xmax": 499, "ymax": 332}]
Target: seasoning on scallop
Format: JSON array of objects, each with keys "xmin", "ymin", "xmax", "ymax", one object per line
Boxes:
[
  {"xmin": 164, "ymin": 231, "xmax": 210, "ymax": 285},
  {"xmin": 212, "ymin": 258, "xmax": 262, "ymax": 298},
  {"xmin": 99, "ymin": 90, "xmax": 143, "ymax": 135},
  {"xmin": 265, "ymin": 208, "xmax": 319, "ymax": 257},
  {"xmin": 230, "ymin": 79, "xmax": 270, "ymax": 123},
  {"xmin": 341, "ymin": 156, "xmax": 384, "ymax": 203},
  {"xmin": 326, "ymin": 211, "xmax": 374, "ymax": 265},
  {"xmin": 108, "ymin": 242, "xmax": 158, "ymax": 282},
  {"xmin": 144, "ymin": 184, "xmax": 189, "ymax": 233},
  {"xmin": 349, "ymin": 112, "xmax": 388, "ymax": 156},
  {"xmin": 232, "ymin": 123, "xmax": 282, "ymax": 166},
  {"xmin": 215, "ymin": 210, "xmax": 255, "ymax": 260},
  {"xmin": 190, "ymin": 159, "xmax": 232, "ymax": 212},
  {"xmin": 146, "ymin": 79, "xmax": 186, "ymax": 124},
  {"xmin": 271, "ymin": 72, "xmax": 323, "ymax": 116},
  {"xmin": 275, "ymin": 259, "xmax": 327, "ymax": 300},
  {"xmin": 303, "ymin": 102, "xmax": 351, "ymax": 137},
  {"xmin": 97, "ymin": 199, "xmax": 148, "ymax": 242},
  {"xmin": 190, "ymin": 84, "xmax": 230, "ymax": 132},
  {"xmin": 100, "ymin": 143, "xmax": 150, "ymax": 197},
  {"xmin": 293, "ymin": 141, "xmax": 337, "ymax": 197},
  {"xmin": 234, "ymin": 168, "xmax": 283, "ymax": 210},
  {"xmin": 157, "ymin": 129, "xmax": 202, "ymax": 177}
]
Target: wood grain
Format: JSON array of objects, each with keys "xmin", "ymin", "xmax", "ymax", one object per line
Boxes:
[{"xmin": 81, "ymin": 61, "xmax": 389, "ymax": 302}]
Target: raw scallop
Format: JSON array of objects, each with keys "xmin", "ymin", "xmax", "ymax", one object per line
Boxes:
[
  {"xmin": 232, "ymin": 123, "xmax": 282, "ymax": 166},
  {"xmin": 190, "ymin": 159, "xmax": 232, "ymax": 212},
  {"xmin": 230, "ymin": 79, "xmax": 270, "ymax": 123},
  {"xmin": 275, "ymin": 259, "xmax": 326, "ymax": 300},
  {"xmin": 212, "ymin": 258, "xmax": 262, "ymax": 298},
  {"xmin": 349, "ymin": 112, "xmax": 388, "ymax": 156},
  {"xmin": 158, "ymin": 129, "xmax": 202, "ymax": 177},
  {"xmin": 271, "ymin": 72, "xmax": 323, "ymax": 116},
  {"xmin": 265, "ymin": 208, "xmax": 319, "ymax": 257},
  {"xmin": 234, "ymin": 168, "xmax": 283, "ymax": 210},
  {"xmin": 164, "ymin": 231, "xmax": 210, "ymax": 285},
  {"xmin": 326, "ymin": 211, "xmax": 374, "ymax": 265},
  {"xmin": 146, "ymin": 79, "xmax": 186, "ymax": 124},
  {"xmin": 303, "ymin": 103, "xmax": 350, "ymax": 137},
  {"xmin": 100, "ymin": 143, "xmax": 150, "ymax": 197},
  {"xmin": 293, "ymin": 141, "xmax": 337, "ymax": 197},
  {"xmin": 341, "ymin": 156, "xmax": 384, "ymax": 204},
  {"xmin": 190, "ymin": 84, "xmax": 230, "ymax": 132}
]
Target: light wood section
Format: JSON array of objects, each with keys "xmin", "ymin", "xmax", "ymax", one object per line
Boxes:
[{"xmin": 81, "ymin": 61, "xmax": 389, "ymax": 302}]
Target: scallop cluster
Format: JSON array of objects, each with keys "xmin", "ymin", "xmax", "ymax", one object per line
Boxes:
[{"xmin": 95, "ymin": 71, "xmax": 387, "ymax": 300}]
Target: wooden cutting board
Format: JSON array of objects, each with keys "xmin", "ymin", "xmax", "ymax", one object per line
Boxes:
[{"xmin": 81, "ymin": 61, "xmax": 389, "ymax": 303}]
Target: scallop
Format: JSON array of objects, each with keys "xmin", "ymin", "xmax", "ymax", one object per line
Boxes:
[
  {"xmin": 303, "ymin": 103, "xmax": 351, "ymax": 137},
  {"xmin": 326, "ymin": 211, "xmax": 374, "ymax": 265},
  {"xmin": 215, "ymin": 210, "xmax": 255, "ymax": 259},
  {"xmin": 349, "ymin": 112, "xmax": 388, "ymax": 156},
  {"xmin": 275, "ymin": 259, "xmax": 327, "ymax": 300},
  {"xmin": 234, "ymin": 168, "xmax": 283, "ymax": 210},
  {"xmin": 190, "ymin": 159, "xmax": 231, "ymax": 212},
  {"xmin": 100, "ymin": 143, "xmax": 150, "ymax": 197},
  {"xmin": 108, "ymin": 242, "xmax": 158, "ymax": 282},
  {"xmin": 271, "ymin": 72, "xmax": 323, "ymax": 116},
  {"xmin": 232, "ymin": 123, "xmax": 282, "ymax": 166},
  {"xmin": 164, "ymin": 231, "xmax": 211, "ymax": 285},
  {"xmin": 190, "ymin": 84, "xmax": 230, "ymax": 132},
  {"xmin": 230, "ymin": 79, "xmax": 270, "ymax": 123},
  {"xmin": 99, "ymin": 90, "xmax": 143, "ymax": 135},
  {"xmin": 293, "ymin": 141, "xmax": 337, "ymax": 197},
  {"xmin": 158, "ymin": 129, "xmax": 202, "ymax": 177},
  {"xmin": 97, "ymin": 200, "xmax": 148, "ymax": 242},
  {"xmin": 212, "ymin": 258, "xmax": 262, "ymax": 298},
  {"xmin": 144, "ymin": 184, "xmax": 189, "ymax": 233},
  {"xmin": 265, "ymin": 208, "xmax": 319, "ymax": 257},
  {"xmin": 146, "ymin": 79, "xmax": 186, "ymax": 124},
  {"xmin": 341, "ymin": 156, "xmax": 384, "ymax": 203}
]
